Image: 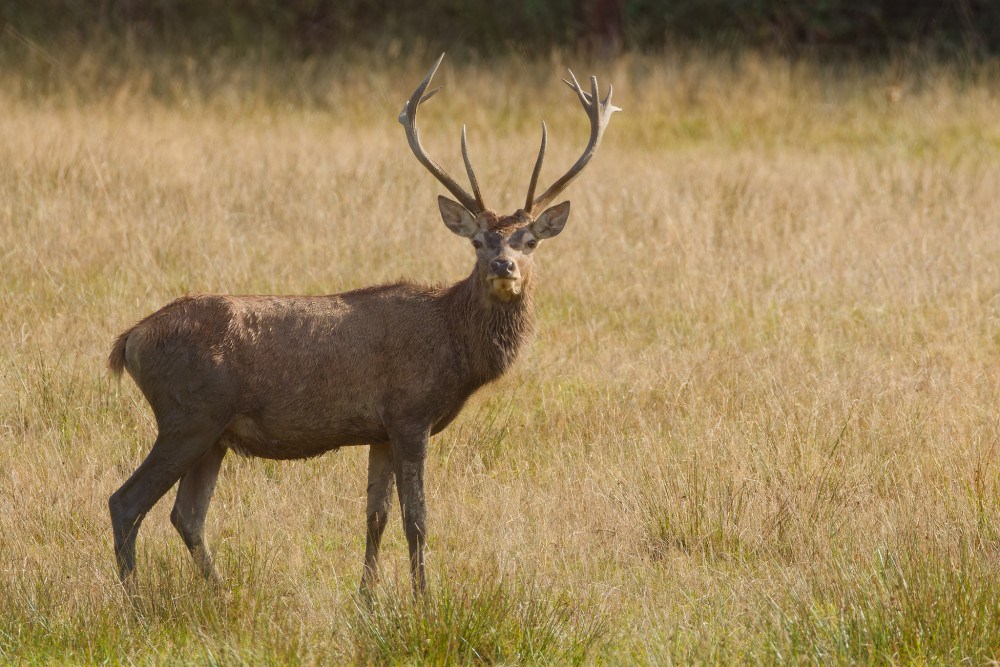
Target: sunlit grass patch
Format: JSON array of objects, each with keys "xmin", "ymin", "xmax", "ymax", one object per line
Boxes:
[
  {"xmin": 0, "ymin": 548, "xmax": 302, "ymax": 665},
  {"xmin": 348, "ymin": 574, "xmax": 606, "ymax": 665},
  {"xmin": 764, "ymin": 545, "xmax": 1000, "ymax": 664}
]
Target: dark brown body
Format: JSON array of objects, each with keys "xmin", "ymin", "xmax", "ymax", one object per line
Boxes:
[
  {"xmin": 108, "ymin": 268, "xmax": 534, "ymax": 592},
  {"xmin": 112, "ymin": 281, "xmax": 530, "ymax": 459}
]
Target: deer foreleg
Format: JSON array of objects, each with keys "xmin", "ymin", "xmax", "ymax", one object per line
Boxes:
[
  {"xmin": 360, "ymin": 441, "xmax": 396, "ymax": 595},
  {"xmin": 391, "ymin": 429, "xmax": 429, "ymax": 596}
]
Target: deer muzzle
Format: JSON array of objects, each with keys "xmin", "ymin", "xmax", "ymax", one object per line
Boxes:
[{"xmin": 487, "ymin": 258, "xmax": 522, "ymax": 300}]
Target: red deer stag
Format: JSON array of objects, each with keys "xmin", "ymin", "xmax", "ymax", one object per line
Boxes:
[{"xmin": 107, "ymin": 54, "xmax": 618, "ymax": 594}]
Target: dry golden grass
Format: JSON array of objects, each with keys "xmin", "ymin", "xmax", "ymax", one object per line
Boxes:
[{"xmin": 2, "ymin": 49, "xmax": 1000, "ymax": 663}]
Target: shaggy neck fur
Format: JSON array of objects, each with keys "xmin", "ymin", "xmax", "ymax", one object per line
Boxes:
[{"xmin": 444, "ymin": 267, "xmax": 536, "ymax": 388}]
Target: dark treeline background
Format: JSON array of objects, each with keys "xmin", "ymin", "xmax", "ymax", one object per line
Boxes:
[{"xmin": 2, "ymin": 0, "xmax": 996, "ymax": 59}]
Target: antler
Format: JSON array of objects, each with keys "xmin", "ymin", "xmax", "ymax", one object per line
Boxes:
[
  {"xmin": 399, "ymin": 53, "xmax": 486, "ymax": 214},
  {"xmin": 525, "ymin": 70, "xmax": 620, "ymax": 215}
]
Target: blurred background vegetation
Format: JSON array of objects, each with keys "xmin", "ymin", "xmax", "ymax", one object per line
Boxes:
[{"xmin": 1, "ymin": 0, "xmax": 996, "ymax": 60}]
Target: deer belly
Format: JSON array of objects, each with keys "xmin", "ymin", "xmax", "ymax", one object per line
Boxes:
[{"xmin": 221, "ymin": 413, "xmax": 385, "ymax": 459}]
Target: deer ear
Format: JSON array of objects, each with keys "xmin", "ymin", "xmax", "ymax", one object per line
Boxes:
[
  {"xmin": 529, "ymin": 201, "xmax": 570, "ymax": 239},
  {"xmin": 438, "ymin": 196, "xmax": 479, "ymax": 238}
]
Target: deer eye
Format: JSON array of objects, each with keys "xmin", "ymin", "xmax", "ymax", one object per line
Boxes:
[
  {"xmin": 472, "ymin": 240, "xmax": 482, "ymax": 249},
  {"xmin": 526, "ymin": 239, "xmax": 537, "ymax": 249}
]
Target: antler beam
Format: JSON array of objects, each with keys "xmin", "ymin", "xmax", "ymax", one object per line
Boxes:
[
  {"xmin": 525, "ymin": 70, "xmax": 620, "ymax": 215},
  {"xmin": 399, "ymin": 54, "xmax": 486, "ymax": 215}
]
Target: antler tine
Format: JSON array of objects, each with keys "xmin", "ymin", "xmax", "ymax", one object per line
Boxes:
[
  {"xmin": 398, "ymin": 53, "xmax": 484, "ymax": 214},
  {"xmin": 397, "ymin": 52, "xmax": 444, "ymax": 125},
  {"xmin": 461, "ymin": 126, "xmax": 486, "ymax": 212},
  {"xmin": 418, "ymin": 87, "xmax": 441, "ymax": 105},
  {"xmin": 562, "ymin": 70, "xmax": 592, "ymax": 105},
  {"xmin": 524, "ymin": 122, "xmax": 547, "ymax": 211},
  {"xmin": 527, "ymin": 69, "xmax": 620, "ymax": 215}
]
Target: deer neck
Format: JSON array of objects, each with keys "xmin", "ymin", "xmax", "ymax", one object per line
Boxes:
[{"xmin": 446, "ymin": 269, "xmax": 536, "ymax": 387}]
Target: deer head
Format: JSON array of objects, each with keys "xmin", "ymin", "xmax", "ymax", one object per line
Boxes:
[{"xmin": 399, "ymin": 54, "xmax": 620, "ymax": 302}]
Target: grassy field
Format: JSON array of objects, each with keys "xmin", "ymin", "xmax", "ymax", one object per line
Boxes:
[{"xmin": 2, "ymin": 46, "xmax": 1000, "ymax": 663}]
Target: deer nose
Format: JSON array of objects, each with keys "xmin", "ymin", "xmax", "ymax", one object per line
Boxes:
[{"xmin": 490, "ymin": 259, "xmax": 515, "ymax": 277}]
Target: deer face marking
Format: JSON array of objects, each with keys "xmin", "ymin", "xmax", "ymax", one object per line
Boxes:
[{"xmin": 438, "ymin": 197, "xmax": 570, "ymax": 301}]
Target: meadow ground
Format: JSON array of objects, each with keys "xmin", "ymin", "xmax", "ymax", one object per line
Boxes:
[{"xmin": 1, "ymin": 47, "xmax": 1000, "ymax": 663}]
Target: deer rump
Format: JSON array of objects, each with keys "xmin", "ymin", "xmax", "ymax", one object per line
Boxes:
[{"xmin": 109, "ymin": 289, "xmax": 474, "ymax": 461}]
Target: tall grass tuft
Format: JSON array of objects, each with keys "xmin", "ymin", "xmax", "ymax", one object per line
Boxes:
[
  {"xmin": 765, "ymin": 544, "xmax": 1000, "ymax": 663},
  {"xmin": 349, "ymin": 574, "xmax": 605, "ymax": 664}
]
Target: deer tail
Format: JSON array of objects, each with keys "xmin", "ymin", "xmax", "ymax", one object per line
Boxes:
[{"xmin": 107, "ymin": 328, "xmax": 131, "ymax": 377}]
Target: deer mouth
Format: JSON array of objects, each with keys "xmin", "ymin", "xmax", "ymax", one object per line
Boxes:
[{"xmin": 489, "ymin": 276, "xmax": 522, "ymax": 300}]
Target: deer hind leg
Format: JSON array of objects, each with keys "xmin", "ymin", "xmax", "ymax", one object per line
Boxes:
[
  {"xmin": 360, "ymin": 441, "xmax": 396, "ymax": 596},
  {"xmin": 390, "ymin": 428, "xmax": 430, "ymax": 596},
  {"xmin": 170, "ymin": 442, "xmax": 227, "ymax": 583},
  {"xmin": 109, "ymin": 418, "xmax": 225, "ymax": 585}
]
